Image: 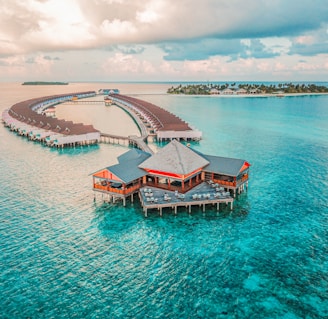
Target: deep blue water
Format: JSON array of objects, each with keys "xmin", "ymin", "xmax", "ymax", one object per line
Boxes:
[{"xmin": 1, "ymin": 85, "xmax": 327, "ymax": 318}]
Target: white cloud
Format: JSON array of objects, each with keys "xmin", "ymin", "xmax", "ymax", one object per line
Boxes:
[
  {"xmin": 0, "ymin": 0, "xmax": 327, "ymax": 81},
  {"xmin": 100, "ymin": 19, "xmax": 137, "ymax": 39},
  {"xmin": 102, "ymin": 52, "xmax": 155, "ymax": 75}
]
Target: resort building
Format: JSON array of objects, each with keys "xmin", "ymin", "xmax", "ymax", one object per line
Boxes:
[
  {"xmin": 236, "ymin": 88, "xmax": 248, "ymax": 95},
  {"xmin": 2, "ymin": 91, "xmax": 100, "ymax": 147},
  {"xmin": 92, "ymin": 140, "xmax": 250, "ymax": 216},
  {"xmin": 110, "ymin": 94, "xmax": 202, "ymax": 142},
  {"xmin": 210, "ymin": 88, "xmax": 220, "ymax": 95},
  {"xmin": 221, "ymin": 88, "xmax": 234, "ymax": 95}
]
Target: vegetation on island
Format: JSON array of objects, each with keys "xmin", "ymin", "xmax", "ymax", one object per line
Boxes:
[
  {"xmin": 22, "ymin": 81, "xmax": 68, "ymax": 85},
  {"xmin": 167, "ymin": 83, "xmax": 328, "ymax": 95}
]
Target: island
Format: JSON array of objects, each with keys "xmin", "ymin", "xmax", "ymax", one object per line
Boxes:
[
  {"xmin": 167, "ymin": 83, "xmax": 328, "ymax": 95},
  {"xmin": 22, "ymin": 81, "xmax": 68, "ymax": 85}
]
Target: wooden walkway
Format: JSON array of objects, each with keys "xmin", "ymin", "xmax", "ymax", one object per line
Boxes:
[
  {"xmin": 99, "ymin": 98, "xmax": 154, "ymax": 154},
  {"xmin": 100, "ymin": 133, "xmax": 154, "ymax": 154}
]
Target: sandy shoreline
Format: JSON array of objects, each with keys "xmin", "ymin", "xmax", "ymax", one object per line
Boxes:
[{"xmin": 168, "ymin": 92, "xmax": 328, "ymax": 98}]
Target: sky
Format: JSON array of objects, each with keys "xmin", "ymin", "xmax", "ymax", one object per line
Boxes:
[{"xmin": 0, "ymin": 0, "xmax": 328, "ymax": 82}]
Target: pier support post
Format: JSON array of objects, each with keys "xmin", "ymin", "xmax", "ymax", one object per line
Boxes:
[{"xmin": 159, "ymin": 207, "xmax": 162, "ymax": 217}]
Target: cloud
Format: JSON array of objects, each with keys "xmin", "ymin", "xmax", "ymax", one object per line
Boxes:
[
  {"xmin": 160, "ymin": 38, "xmax": 278, "ymax": 61},
  {"xmin": 43, "ymin": 55, "xmax": 60, "ymax": 61},
  {"xmin": 1, "ymin": 0, "xmax": 327, "ymax": 55},
  {"xmin": 160, "ymin": 39, "xmax": 244, "ymax": 61},
  {"xmin": 24, "ymin": 55, "xmax": 60, "ymax": 64},
  {"xmin": 102, "ymin": 52, "xmax": 156, "ymax": 75},
  {"xmin": 0, "ymin": 0, "xmax": 327, "ymax": 81},
  {"xmin": 288, "ymin": 24, "xmax": 328, "ymax": 56}
]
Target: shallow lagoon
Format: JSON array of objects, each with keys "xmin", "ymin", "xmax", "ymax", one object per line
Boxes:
[{"xmin": 0, "ymin": 83, "xmax": 327, "ymax": 318}]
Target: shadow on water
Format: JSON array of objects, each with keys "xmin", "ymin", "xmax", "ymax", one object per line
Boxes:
[
  {"xmin": 91, "ymin": 192, "xmax": 251, "ymax": 239},
  {"xmin": 49, "ymin": 143, "xmax": 100, "ymax": 156}
]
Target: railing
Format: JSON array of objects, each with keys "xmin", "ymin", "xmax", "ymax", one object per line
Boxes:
[
  {"xmin": 213, "ymin": 175, "xmax": 248, "ymax": 188},
  {"xmin": 145, "ymin": 179, "xmax": 203, "ymax": 193},
  {"xmin": 213, "ymin": 180, "xmax": 236, "ymax": 187},
  {"xmin": 93, "ymin": 183, "xmax": 140, "ymax": 195}
]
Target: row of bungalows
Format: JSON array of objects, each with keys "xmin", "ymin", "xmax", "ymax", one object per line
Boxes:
[
  {"xmin": 91, "ymin": 140, "xmax": 250, "ymax": 213},
  {"xmin": 110, "ymin": 94, "xmax": 202, "ymax": 141},
  {"xmin": 2, "ymin": 92, "xmax": 100, "ymax": 147},
  {"xmin": 210, "ymin": 88, "xmax": 261, "ymax": 95}
]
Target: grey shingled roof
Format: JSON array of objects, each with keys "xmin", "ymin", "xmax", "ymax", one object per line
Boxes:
[
  {"xmin": 107, "ymin": 149, "xmax": 151, "ymax": 183},
  {"xmin": 118, "ymin": 148, "xmax": 151, "ymax": 163},
  {"xmin": 139, "ymin": 139, "xmax": 209, "ymax": 175},
  {"xmin": 201, "ymin": 154, "xmax": 248, "ymax": 176}
]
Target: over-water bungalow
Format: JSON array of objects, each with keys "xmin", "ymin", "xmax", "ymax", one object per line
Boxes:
[
  {"xmin": 92, "ymin": 140, "xmax": 250, "ymax": 215},
  {"xmin": 92, "ymin": 149, "xmax": 151, "ymax": 205}
]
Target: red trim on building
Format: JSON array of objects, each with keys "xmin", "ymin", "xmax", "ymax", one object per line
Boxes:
[
  {"xmin": 143, "ymin": 168, "xmax": 202, "ymax": 180},
  {"xmin": 239, "ymin": 161, "xmax": 251, "ymax": 173}
]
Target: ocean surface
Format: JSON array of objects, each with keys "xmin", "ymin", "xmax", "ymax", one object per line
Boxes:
[{"xmin": 0, "ymin": 82, "xmax": 327, "ymax": 318}]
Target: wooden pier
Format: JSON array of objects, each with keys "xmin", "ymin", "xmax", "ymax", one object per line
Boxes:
[
  {"xmin": 100, "ymin": 133, "xmax": 154, "ymax": 154},
  {"xmin": 138, "ymin": 185, "xmax": 234, "ymax": 217}
]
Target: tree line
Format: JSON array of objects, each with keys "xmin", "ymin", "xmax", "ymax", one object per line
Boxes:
[{"xmin": 167, "ymin": 83, "xmax": 328, "ymax": 95}]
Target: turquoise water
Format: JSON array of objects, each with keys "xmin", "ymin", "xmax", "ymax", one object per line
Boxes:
[{"xmin": 1, "ymin": 85, "xmax": 327, "ymax": 318}]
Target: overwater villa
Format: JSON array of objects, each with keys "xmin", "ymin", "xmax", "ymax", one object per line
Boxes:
[{"xmin": 92, "ymin": 140, "xmax": 250, "ymax": 216}]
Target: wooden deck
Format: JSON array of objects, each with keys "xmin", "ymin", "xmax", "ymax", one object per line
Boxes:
[
  {"xmin": 139, "ymin": 182, "xmax": 234, "ymax": 216},
  {"xmin": 93, "ymin": 181, "xmax": 235, "ymax": 216}
]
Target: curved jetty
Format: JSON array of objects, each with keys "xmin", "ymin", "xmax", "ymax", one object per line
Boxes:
[
  {"xmin": 2, "ymin": 90, "xmax": 202, "ymax": 149},
  {"xmin": 110, "ymin": 94, "xmax": 202, "ymax": 141},
  {"xmin": 2, "ymin": 91, "xmax": 100, "ymax": 147}
]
